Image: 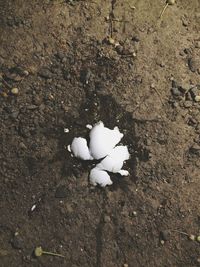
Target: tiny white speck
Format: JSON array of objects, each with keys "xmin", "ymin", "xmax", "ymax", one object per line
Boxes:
[
  {"xmin": 67, "ymin": 145, "xmax": 71, "ymax": 152},
  {"xmin": 31, "ymin": 204, "xmax": 36, "ymax": 211},
  {"xmin": 86, "ymin": 124, "xmax": 92, "ymax": 130},
  {"xmin": 85, "ymin": 108, "xmax": 88, "ymax": 111},
  {"xmin": 64, "ymin": 128, "xmax": 69, "ymax": 133}
]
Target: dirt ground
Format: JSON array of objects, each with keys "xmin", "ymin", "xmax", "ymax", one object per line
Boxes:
[{"xmin": 0, "ymin": 0, "xmax": 200, "ymax": 266}]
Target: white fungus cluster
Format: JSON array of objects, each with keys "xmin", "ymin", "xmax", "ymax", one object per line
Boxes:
[{"xmin": 69, "ymin": 121, "xmax": 130, "ymax": 187}]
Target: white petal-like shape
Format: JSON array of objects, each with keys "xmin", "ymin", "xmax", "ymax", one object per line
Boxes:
[
  {"xmin": 89, "ymin": 122, "xmax": 123, "ymax": 159},
  {"xmin": 70, "ymin": 137, "xmax": 93, "ymax": 160},
  {"xmin": 89, "ymin": 167, "xmax": 113, "ymax": 187},
  {"xmin": 117, "ymin": 170, "xmax": 129, "ymax": 176},
  {"xmin": 96, "ymin": 146, "xmax": 130, "ymax": 173}
]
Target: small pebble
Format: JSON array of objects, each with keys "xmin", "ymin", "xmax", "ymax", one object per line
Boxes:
[
  {"xmin": 172, "ymin": 80, "xmax": 179, "ymax": 88},
  {"xmin": 171, "ymin": 87, "xmax": 181, "ymax": 96},
  {"xmin": 182, "ymin": 19, "xmax": 188, "ymax": 27},
  {"xmin": 132, "ymin": 36, "xmax": 140, "ymax": 42},
  {"xmin": 190, "ymin": 86, "xmax": 199, "ymax": 99},
  {"xmin": 26, "ymin": 105, "xmax": 38, "ymax": 110},
  {"xmin": 11, "ymin": 235, "xmax": 24, "ymax": 249},
  {"xmin": 195, "ymin": 41, "xmax": 200, "ymax": 48},
  {"xmin": 190, "ymin": 144, "xmax": 200, "ymax": 156},
  {"xmin": 160, "ymin": 240, "xmax": 165, "ymax": 245},
  {"xmin": 160, "ymin": 230, "xmax": 170, "ymax": 241},
  {"xmin": 107, "ymin": 37, "xmax": 115, "ymax": 45},
  {"xmin": 23, "ymin": 70, "xmax": 29, "ymax": 76},
  {"xmin": 19, "ymin": 142, "xmax": 27, "ymax": 149},
  {"xmin": 196, "ymin": 236, "xmax": 200, "ymax": 242},
  {"xmin": 194, "ymin": 95, "xmax": 200, "ymax": 102},
  {"xmin": 11, "ymin": 88, "xmax": 19, "ymax": 95},
  {"xmin": 104, "ymin": 215, "xmax": 111, "ymax": 223},
  {"xmin": 188, "ymin": 57, "xmax": 197, "ymax": 72},
  {"xmin": 189, "ymin": 234, "xmax": 196, "ymax": 241},
  {"xmin": 183, "ymin": 101, "xmax": 192, "ymax": 108},
  {"xmin": 115, "ymin": 45, "xmax": 124, "ymax": 55},
  {"xmin": 39, "ymin": 68, "xmax": 52, "ymax": 79}
]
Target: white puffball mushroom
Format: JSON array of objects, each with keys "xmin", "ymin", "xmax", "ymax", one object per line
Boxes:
[
  {"xmin": 69, "ymin": 122, "xmax": 130, "ymax": 187},
  {"xmin": 89, "ymin": 167, "xmax": 113, "ymax": 187},
  {"xmin": 89, "ymin": 121, "xmax": 123, "ymax": 159},
  {"xmin": 70, "ymin": 137, "xmax": 93, "ymax": 160},
  {"xmin": 96, "ymin": 145, "xmax": 130, "ymax": 173}
]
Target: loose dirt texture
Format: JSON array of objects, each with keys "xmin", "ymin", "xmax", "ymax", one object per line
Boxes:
[{"xmin": 0, "ymin": 0, "xmax": 200, "ymax": 266}]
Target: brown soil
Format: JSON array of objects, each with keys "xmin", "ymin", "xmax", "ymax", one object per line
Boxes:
[{"xmin": 0, "ymin": 0, "xmax": 200, "ymax": 266}]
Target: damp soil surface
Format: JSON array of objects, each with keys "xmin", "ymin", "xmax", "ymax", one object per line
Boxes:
[{"xmin": 0, "ymin": 1, "xmax": 200, "ymax": 266}]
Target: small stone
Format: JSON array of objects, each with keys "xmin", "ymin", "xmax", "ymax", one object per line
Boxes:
[
  {"xmin": 11, "ymin": 235, "xmax": 24, "ymax": 249},
  {"xmin": 172, "ymin": 102, "xmax": 179, "ymax": 108},
  {"xmin": 80, "ymin": 68, "xmax": 92, "ymax": 84},
  {"xmin": 172, "ymin": 80, "xmax": 179, "ymax": 88},
  {"xmin": 190, "ymin": 144, "xmax": 200, "ymax": 156},
  {"xmin": 38, "ymin": 68, "xmax": 52, "ymax": 79},
  {"xmin": 104, "ymin": 215, "xmax": 111, "ymax": 223},
  {"xmin": 187, "ymin": 117, "xmax": 197, "ymax": 126},
  {"xmin": 194, "ymin": 95, "xmax": 200, "ymax": 102},
  {"xmin": 196, "ymin": 124, "xmax": 200, "ymax": 133},
  {"xmin": 171, "ymin": 87, "xmax": 181, "ymax": 96},
  {"xmin": 195, "ymin": 41, "xmax": 200, "ymax": 48},
  {"xmin": 188, "ymin": 57, "xmax": 198, "ymax": 72},
  {"xmin": 26, "ymin": 105, "xmax": 38, "ymax": 110},
  {"xmin": 184, "ymin": 48, "xmax": 191, "ymax": 55},
  {"xmin": 160, "ymin": 230, "xmax": 170, "ymax": 241},
  {"xmin": 159, "ymin": 62, "xmax": 165, "ymax": 68},
  {"xmin": 189, "ymin": 234, "xmax": 196, "ymax": 241},
  {"xmin": 123, "ymin": 264, "xmax": 128, "ymax": 267},
  {"xmin": 11, "ymin": 88, "xmax": 19, "ymax": 95},
  {"xmin": 182, "ymin": 19, "xmax": 188, "ymax": 27},
  {"xmin": 19, "ymin": 142, "xmax": 27, "ymax": 149},
  {"xmin": 11, "ymin": 111, "xmax": 19, "ymax": 119},
  {"xmin": 183, "ymin": 101, "xmax": 192, "ymax": 108},
  {"xmin": 132, "ymin": 36, "xmax": 140, "ymax": 42},
  {"xmin": 197, "ymin": 236, "xmax": 200, "ymax": 242},
  {"xmin": 23, "ymin": 70, "xmax": 29, "ymax": 76},
  {"xmin": 115, "ymin": 45, "xmax": 124, "ymax": 55},
  {"xmin": 107, "ymin": 37, "xmax": 115, "ymax": 45},
  {"xmin": 55, "ymin": 185, "xmax": 68, "ymax": 198},
  {"xmin": 160, "ymin": 240, "xmax": 165, "ymax": 245},
  {"xmin": 190, "ymin": 86, "xmax": 199, "ymax": 99}
]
